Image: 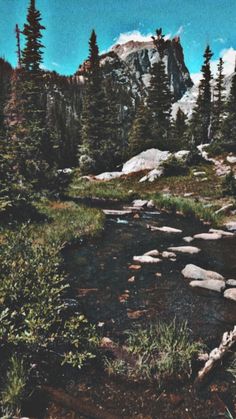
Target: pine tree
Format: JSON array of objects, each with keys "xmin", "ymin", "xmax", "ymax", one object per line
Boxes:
[
  {"xmin": 129, "ymin": 100, "xmax": 152, "ymax": 155},
  {"xmin": 190, "ymin": 45, "xmax": 213, "ymax": 145},
  {"xmin": 212, "ymin": 58, "xmax": 225, "ymax": 140},
  {"xmin": 222, "ymin": 63, "xmax": 236, "ymax": 152},
  {"xmin": 146, "ymin": 28, "xmax": 172, "ymax": 149},
  {"xmin": 6, "ymin": 0, "xmax": 55, "ymax": 190},
  {"xmin": 172, "ymin": 107, "xmax": 188, "ymax": 150},
  {"xmin": 79, "ymin": 30, "xmax": 108, "ymax": 174}
]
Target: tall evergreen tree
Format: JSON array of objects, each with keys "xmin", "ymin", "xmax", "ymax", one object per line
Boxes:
[
  {"xmin": 222, "ymin": 63, "xmax": 236, "ymax": 151},
  {"xmin": 146, "ymin": 28, "xmax": 172, "ymax": 149},
  {"xmin": 212, "ymin": 57, "xmax": 225, "ymax": 140},
  {"xmin": 6, "ymin": 0, "xmax": 55, "ymax": 190},
  {"xmin": 172, "ymin": 107, "xmax": 188, "ymax": 150},
  {"xmin": 79, "ymin": 30, "xmax": 109, "ymax": 174},
  {"xmin": 128, "ymin": 100, "xmax": 152, "ymax": 155},
  {"xmin": 190, "ymin": 45, "xmax": 213, "ymax": 145}
]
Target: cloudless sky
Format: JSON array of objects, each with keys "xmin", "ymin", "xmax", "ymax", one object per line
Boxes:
[{"xmin": 0, "ymin": 0, "xmax": 236, "ymax": 76}]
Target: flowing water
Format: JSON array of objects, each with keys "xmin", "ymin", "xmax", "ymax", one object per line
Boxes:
[{"xmin": 62, "ymin": 208, "xmax": 236, "ymax": 418}]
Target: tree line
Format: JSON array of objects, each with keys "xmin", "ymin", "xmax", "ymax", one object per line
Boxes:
[{"xmin": 1, "ymin": 0, "xmax": 236, "ymax": 213}]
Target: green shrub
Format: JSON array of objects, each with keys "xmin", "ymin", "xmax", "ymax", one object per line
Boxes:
[
  {"xmin": 105, "ymin": 320, "xmax": 203, "ymax": 384},
  {"xmin": 162, "ymin": 156, "xmax": 189, "ymax": 177},
  {"xmin": 1, "ymin": 356, "xmax": 27, "ymax": 418},
  {"xmin": 222, "ymin": 170, "xmax": 236, "ymax": 197},
  {"xmin": 0, "ymin": 226, "xmax": 99, "ymax": 369}
]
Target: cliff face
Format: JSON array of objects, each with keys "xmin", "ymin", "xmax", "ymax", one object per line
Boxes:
[{"xmin": 100, "ymin": 37, "xmax": 193, "ymax": 101}]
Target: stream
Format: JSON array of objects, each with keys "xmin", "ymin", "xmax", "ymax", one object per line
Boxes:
[{"xmin": 62, "ymin": 206, "xmax": 236, "ymax": 418}]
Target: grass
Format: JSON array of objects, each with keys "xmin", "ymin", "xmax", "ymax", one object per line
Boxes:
[
  {"xmin": 1, "ymin": 356, "xmax": 27, "ymax": 418},
  {"xmin": 105, "ymin": 320, "xmax": 203, "ymax": 384},
  {"xmin": 32, "ymin": 199, "xmax": 105, "ymax": 247}
]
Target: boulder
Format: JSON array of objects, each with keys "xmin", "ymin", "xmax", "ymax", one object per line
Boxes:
[
  {"xmin": 224, "ymin": 288, "xmax": 236, "ymax": 302},
  {"xmin": 122, "ymin": 149, "xmax": 170, "ymax": 174},
  {"xmin": 139, "ymin": 168, "xmax": 163, "ymax": 183},
  {"xmin": 147, "ymin": 225, "xmax": 182, "ymax": 233},
  {"xmin": 182, "ymin": 264, "xmax": 224, "ymax": 281},
  {"xmin": 193, "ymin": 232, "xmax": 222, "ymax": 240},
  {"xmin": 226, "ymin": 155, "xmax": 236, "ymax": 164},
  {"xmin": 225, "ymin": 221, "xmax": 236, "ymax": 232},
  {"xmin": 133, "ymin": 255, "xmax": 162, "ymax": 264},
  {"xmin": 168, "ymin": 246, "xmax": 201, "ymax": 254},
  {"xmin": 189, "ymin": 279, "xmax": 225, "ymax": 293},
  {"xmin": 226, "ymin": 279, "xmax": 236, "ymax": 288}
]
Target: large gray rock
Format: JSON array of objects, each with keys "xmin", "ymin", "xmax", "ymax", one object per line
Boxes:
[
  {"xmin": 190, "ymin": 279, "xmax": 225, "ymax": 293},
  {"xmin": 168, "ymin": 246, "xmax": 201, "ymax": 254},
  {"xmin": 224, "ymin": 288, "xmax": 236, "ymax": 302},
  {"xmin": 182, "ymin": 264, "xmax": 224, "ymax": 281},
  {"xmin": 122, "ymin": 148, "xmax": 170, "ymax": 174}
]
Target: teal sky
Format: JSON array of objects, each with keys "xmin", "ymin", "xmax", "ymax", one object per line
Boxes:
[{"xmin": 0, "ymin": 0, "xmax": 236, "ymax": 76}]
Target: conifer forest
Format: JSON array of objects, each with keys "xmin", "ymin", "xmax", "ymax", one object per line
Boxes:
[{"xmin": 0, "ymin": 1, "xmax": 236, "ymax": 418}]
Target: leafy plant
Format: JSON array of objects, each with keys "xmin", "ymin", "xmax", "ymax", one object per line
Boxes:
[
  {"xmin": 1, "ymin": 356, "xmax": 27, "ymax": 418},
  {"xmin": 161, "ymin": 156, "xmax": 189, "ymax": 177}
]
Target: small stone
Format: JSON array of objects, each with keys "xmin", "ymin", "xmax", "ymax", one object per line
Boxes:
[
  {"xmin": 133, "ymin": 255, "xmax": 162, "ymax": 264},
  {"xmin": 168, "ymin": 246, "xmax": 201, "ymax": 254},
  {"xmin": 132, "ymin": 199, "xmax": 148, "ymax": 208},
  {"xmin": 133, "ymin": 213, "xmax": 140, "ymax": 219},
  {"xmin": 214, "ymin": 204, "xmax": 234, "ymax": 215},
  {"xmin": 224, "ymin": 288, "xmax": 236, "ymax": 302},
  {"xmin": 147, "ymin": 199, "xmax": 155, "ymax": 208},
  {"xmin": 129, "ymin": 264, "xmax": 141, "ymax": 270},
  {"xmin": 128, "ymin": 276, "xmax": 135, "ymax": 283},
  {"xmin": 162, "ymin": 251, "xmax": 176, "ymax": 258},
  {"xmin": 226, "ymin": 279, "xmax": 236, "ymax": 287},
  {"xmin": 183, "ymin": 236, "xmax": 194, "ymax": 243},
  {"xmin": 147, "ymin": 225, "xmax": 182, "ymax": 233},
  {"xmin": 155, "ymin": 272, "xmax": 162, "ymax": 277},
  {"xmin": 225, "ymin": 221, "xmax": 236, "ymax": 232},
  {"xmin": 144, "ymin": 249, "xmax": 160, "ymax": 256},
  {"xmin": 100, "ymin": 337, "xmax": 115, "ymax": 349},
  {"xmin": 209, "ymin": 228, "xmax": 234, "ymax": 237},
  {"xmin": 189, "ymin": 279, "xmax": 225, "ymax": 293},
  {"xmin": 193, "ymin": 232, "xmax": 222, "ymax": 240},
  {"xmin": 127, "ymin": 309, "xmax": 147, "ymax": 319}
]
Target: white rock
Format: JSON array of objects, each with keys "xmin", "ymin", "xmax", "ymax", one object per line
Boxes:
[
  {"xmin": 147, "ymin": 199, "xmax": 155, "ymax": 208},
  {"xmin": 193, "ymin": 171, "xmax": 206, "ymax": 176},
  {"xmin": 147, "ymin": 225, "xmax": 182, "ymax": 233},
  {"xmin": 144, "ymin": 249, "xmax": 160, "ymax": 257},
  {"xmin": 162, "ymin": 251, "xmax": 177, "ymax": 258},
  {"xmin": 139, "ymin": 168, "xmax": 163, "ymax": 183},
  {"xmin": 168, "ymin": 246, "xmax": 201, "ymax": 254},
  {"xmin": 209, "ymin": 228, "xmax": 234, "ymax": 237},
  {"xmin": 182, "ymin": 264, "xmax": 224, "ymax": 281},
  {"xmin": 133, "ymin": 255, "xmax": 162, "ymax": 264},
  {"xmin": 174, "ymin": 150, "xmax": 190, "ymax": 160},
  {"xmin": 224, "ymin": 288, "xmax": 236, "ymax": 302},
  {"xmin": 226, "ymin": 279, "xmax": 236, "ymax": 287},
  {"xmin": 183, "ymin": 236, "xmax": 194, "ymax": 243},
  {"xmin": 95, "ymin": 171, "xmax": 123, "ymax": 180},
  {"xmin": 226, "ymin": 155, "xmax": 236, "ymax": 164},
  {"xmin": 122, "ymin": 148, "xmax": 170, "ymax": 174},
  {"xmin": 225, "ymin": 221, "xmax": 236, "ymax": 232},
  {"xmin": 103, "ymin": 209, "xmax": 132, "ymax": 215},
  {"xmin": 132, "ymin": 199, "xmax": 148, "ymax": 208},
  {"xmin": 193, "ymin": 232, "xmax": 222, "ymax": 240},
  {"xmin": 190, "ymin": 279, "xmax": 225, "ymax": 293}
]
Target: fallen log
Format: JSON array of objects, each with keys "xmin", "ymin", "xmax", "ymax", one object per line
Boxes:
[
  {"xmin": 41, "ymin": 385, "xmax": 119, "ymax": 419},
  {"xmin": 195, "ymin": 325, "xmax": 236, "ymax": 387}
]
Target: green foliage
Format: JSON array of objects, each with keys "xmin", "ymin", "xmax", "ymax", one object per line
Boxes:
[
  {"xmin": 129, "ymin": 101, "xmax": 153, "ymax": 155},
  {"xmin": 227, "ymin": 355, "xmax": 236, "ymax": 379},
  {"xmin": 171, "ymin": 107, "xmax": 188, "ymax": 151},
  {"xmin": 105, "ymin": 320, "xmax": 203, "ymax": 383},
  {"xmin": 161, "ymin": 156, "xmax": 189, "ymax": 177},
  {"xmin": 222, "ymin": 170, "xmax": 236, "ymax": 197},
  {"xmin": 1, "ymin": 356, "xmax": 27, "ymax": 418},
  {"xmin": 0, "ymin": 226, "xmax": 99, "ymax": 369},
  {"xmin": 190, "ymin": 45, "xmax": 213, "ymax": 145}
]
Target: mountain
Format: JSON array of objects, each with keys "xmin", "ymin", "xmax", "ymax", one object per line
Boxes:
[{"xmin": 77, "ymin": 36, "xmax": 193, "ymax": 101}]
